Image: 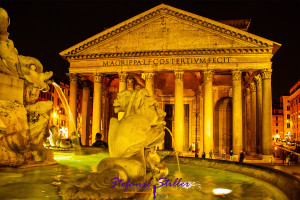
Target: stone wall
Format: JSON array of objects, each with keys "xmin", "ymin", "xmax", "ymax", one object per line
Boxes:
[
  {"xmin": 164, "ymin": 156, "xmax": 300, "ymax": 200},
  {"xmin": 0, "ymin": 74, "xmax": 24, "ymax": 103}
]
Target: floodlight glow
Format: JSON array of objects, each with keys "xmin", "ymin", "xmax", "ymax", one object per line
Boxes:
[{"xmin": 212, "ymin": 188, "xmax": 232, "ymax": 195}]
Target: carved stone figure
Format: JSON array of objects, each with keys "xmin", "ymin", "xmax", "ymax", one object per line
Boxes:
[
  {"xmin": 63, "ymin": 89, "xmax": 167, "ymax": 200},
  {"xmin": 0, "ymin": 8, "xmax": 55, "ymax": 166}
]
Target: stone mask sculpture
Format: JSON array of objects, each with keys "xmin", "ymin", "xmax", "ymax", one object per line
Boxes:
[
  {"xmin": 63, "ymin": 89, "xmax": 168, "ymax": 200},
  {"xmin": 0, "ymin": 8, "xmax": 55, "ymax": 166}
]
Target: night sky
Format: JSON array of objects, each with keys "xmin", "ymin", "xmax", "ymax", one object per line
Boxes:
[{"xmin": 1, "ymin": 0, "xmax": 299, "ymax": 101}]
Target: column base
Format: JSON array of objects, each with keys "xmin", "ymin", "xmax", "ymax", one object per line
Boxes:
[
  {"xmin": 261, "ymin": 155, "xmax": 273, "ymax": 163},
  {"xmin": 232, "ymin": 155, "xmax": 239, "ymax": 162}
]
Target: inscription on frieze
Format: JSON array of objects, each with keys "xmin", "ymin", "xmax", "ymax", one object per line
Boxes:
[{"xmin": 102, "ymin": 57, "xmax": 231, "ymax": 67}]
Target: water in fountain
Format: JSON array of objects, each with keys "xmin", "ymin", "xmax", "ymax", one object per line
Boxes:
[
  {"xmin": 52, "ymin": 82, "xmax": 81, "ymax": 149},
  {"xmin": 165, "ymin": 127, "xmax": 181, "ymax": 174}
]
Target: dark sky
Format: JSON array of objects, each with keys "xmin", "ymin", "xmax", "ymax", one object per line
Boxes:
[{"xmin": 1, "ymin": 0, "xmax": 299, "ymax": 101}]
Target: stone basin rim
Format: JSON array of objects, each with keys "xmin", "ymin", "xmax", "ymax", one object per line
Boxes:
[{"xmin": 163, "ymin": 155, "xmax": 300, "ymax": 200}]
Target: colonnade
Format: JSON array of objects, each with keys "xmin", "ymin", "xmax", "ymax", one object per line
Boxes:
[{"xmin": 67, "ymin": 68, "xmax": 273, "ymax": 156}]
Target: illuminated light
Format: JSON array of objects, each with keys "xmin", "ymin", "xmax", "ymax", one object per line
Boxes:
[
  {"xmin": 275, "ymin": 147, "xmax": 277, "ymax": 150},
  {"xmin": 52, "ymin": 112, "xmax": 57, "ymax": 118},
  {"xmin": 59, "ymin": 127, "xmax": 69, "ymax": 138},
  {"xmin": 286, "ymin": 120, "xmax": 289, "ymax": 123},
  {"xmin": 212, "ymin": 188, "xmax": 232, "ymax": 195}
]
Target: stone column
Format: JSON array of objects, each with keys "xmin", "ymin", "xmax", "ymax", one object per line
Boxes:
[
  {"xmin": 92, "ymin": 74, "xmax": 102, "ymax": 144},
  {"xmin": 102, "ymin": 89, "xmax": 110, "ymax": 142},
  {"xmin": 203, "ymin": 70, "xmax": 214, "ymax": 156},
  {"xmin": 118, "ymin": 72, "xmax": 128, "ymax": 120},
  {"xmin": 249, "ymin": 82, "xmax": 256, "ymax": 153},
  {"xmin": 255, "ymin": 75, "xmax": 263, "ymax": 154},
  {"xmin": 261, "ymin": 69, "xmax": 272, "ymax": 155},
  {"xmin": 199, "ymin": 86, "xmax": 204, "ymax": 154},
  {"xmin": 174, "ymin": 71, "xmax": 185, "ymax": 152},
  {"xmin": 245, "ymin": 88, "xmax": 251, "ymax": 154},
  {"xmin": 81, "ymin": 79, "xmax": 91, "ymax": 146},
  {"xmin": 144, "ymin": 72, "xmax": 155, "ymax": 97},
  {"xmin": 118, "ymin": 72, "xmax": 128, "ymax": 92},
  {"xmin": 232, "ymin": 70, "xmax": 243, "ymax": 155},
  {"xmin": 68, "ymin": 73, "xmax": 78, "ymax": 136}
]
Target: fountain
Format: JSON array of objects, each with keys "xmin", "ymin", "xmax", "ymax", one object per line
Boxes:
[
  {"xmin": 0, "ymin": 8, "xmax": 55, "ymax": 166},
  {"xmin": 63, "ymin": 89, "xmax": 169, "ymax": 199},
  {"xmin": 0, "ymin": 7, "xmax": 298, "ymax": 200}
]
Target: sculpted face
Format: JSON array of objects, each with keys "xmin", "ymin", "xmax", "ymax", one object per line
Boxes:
[{"xmin": 113, "ymin": 90, "xmax": 133, "ymax": 113}]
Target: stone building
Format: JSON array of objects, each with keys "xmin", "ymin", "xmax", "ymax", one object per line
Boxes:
[
  {"xmin": 38, "ymin": 82, "xmax": 92, "ymax": 141},
  {"xmin": 60, "ymin": 4, "xmax": 281, "ymax": 157},
  {"xmin": 281, "ymin": 96, "xmax": 292, "ymax": 140},
  {"xmin": 289, "ymin": 79, "xmax": 300, "ymax": 141},
  {"xmin": 272, "ymin": 102, "xmax": 284, "ymax": 140}
]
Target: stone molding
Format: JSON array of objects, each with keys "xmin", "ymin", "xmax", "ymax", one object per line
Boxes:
[
  {"xmin": 60, "ymin": 5, "xmax": 273, "ymax": 57},
  {"xmin": 231, "ymin": 70, "xmax": 242, "ymax": 81},
  {"xmin": 93, "ymin": 74, "xmax": 103, "ymax": 83},
  {"xmin": 249, "ymin": 82, "xmax": 256, "ymax": 92},
  {"xmin": 261, "ymin": 69, "xmax": 272, "ymax": 80},
  {"xmin": 64, "ymin": 48, "xmax": 273, "ymax": 60},
  {"xmin": 174, "ymin": 71, "xmax": 184, "ymax": 81},
  {"xmin": 118, "ymin": 72, "xmax": 128, "ymax": 82}
]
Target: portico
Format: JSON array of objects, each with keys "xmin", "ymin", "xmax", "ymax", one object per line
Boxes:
[{"xmin": 60, "ymin": 4, "xmax": 280, "ymax": 157}]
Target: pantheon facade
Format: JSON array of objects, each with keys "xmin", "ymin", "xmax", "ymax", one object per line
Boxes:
[{"xmin": 60, "ymin": 4, "xmax": 281, "ymax": 158}]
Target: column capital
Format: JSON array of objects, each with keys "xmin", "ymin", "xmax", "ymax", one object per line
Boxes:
[
  {"xmin": 68, "ymin": 73, "xmax": 78, "ymax": 82},
  {"xmin": 261, "ymin": 69, "xmax": 272, "ymax": 80},
  {"xmin": 135, "ymin": 84, "xmax": 141, "ymax": 90},
  {"xmin": 93, "ymin": 73, "xmax": 103, "ymax": 83},
  {"xmin": 142, "ymin": 72, "xmax": 155, "ymax": 80},
  {"xmin": 174, "ymin": 71, "xmax": 184, "ymax": 81},
  {"xmin": 118, "ymin": 72, "xmax": 128, "ymax": 82},
  {"xmin": 127, "ymin": 77, "xmax": 135, "ymax": 89},
  {"xmin": 231, "ymin": 70, "xmax": 242, "ymax": 81},
  {"xmin": 244, "ymin": 87, "xmax": 250, "ymax": 96},
  {"xmin": 249, "ymin": 82, "xmax": 256, "ymax": 92},
  {"xmin": 254, "ymin": 74, "xmax": 262, "ymax": 86},
  {"xmin": 202, "ymin": 70, "xmax": 214, "ymax": 82},
  {"xmin": 81, "ymin": 78, "xmax": 90, "ymax": 88}
]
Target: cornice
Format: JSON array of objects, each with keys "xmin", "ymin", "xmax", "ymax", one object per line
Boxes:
[
  {"xmin": 64, "ymin": 48, "xmax": 272, "ymax": 61},
  {"xmin": 60, "ymin": 4, "xmax": 280, "ymax": 58}
]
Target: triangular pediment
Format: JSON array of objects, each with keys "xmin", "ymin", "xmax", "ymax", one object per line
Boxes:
[{"xmin": 60, "ymin": 4, "xmax": 280, "ymax": 58}]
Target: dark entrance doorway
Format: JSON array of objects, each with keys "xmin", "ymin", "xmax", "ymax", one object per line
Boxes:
[{"xmin": 164, "ymin": 104, "xmax": 173, "ymax": 150}]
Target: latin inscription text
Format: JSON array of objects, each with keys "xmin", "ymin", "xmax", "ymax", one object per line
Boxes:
[{"xmin": 102, "ymin": 57, "xmax": 231, "ymax": 67}]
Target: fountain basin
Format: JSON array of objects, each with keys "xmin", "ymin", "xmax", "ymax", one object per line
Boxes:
[
  {"xmin": 164, "ymin": 156, "xmax": 300, "ymax": 200},
  {"xmin": 0, "ymin": 152, "xmax": 294, "ymax": 200}
]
